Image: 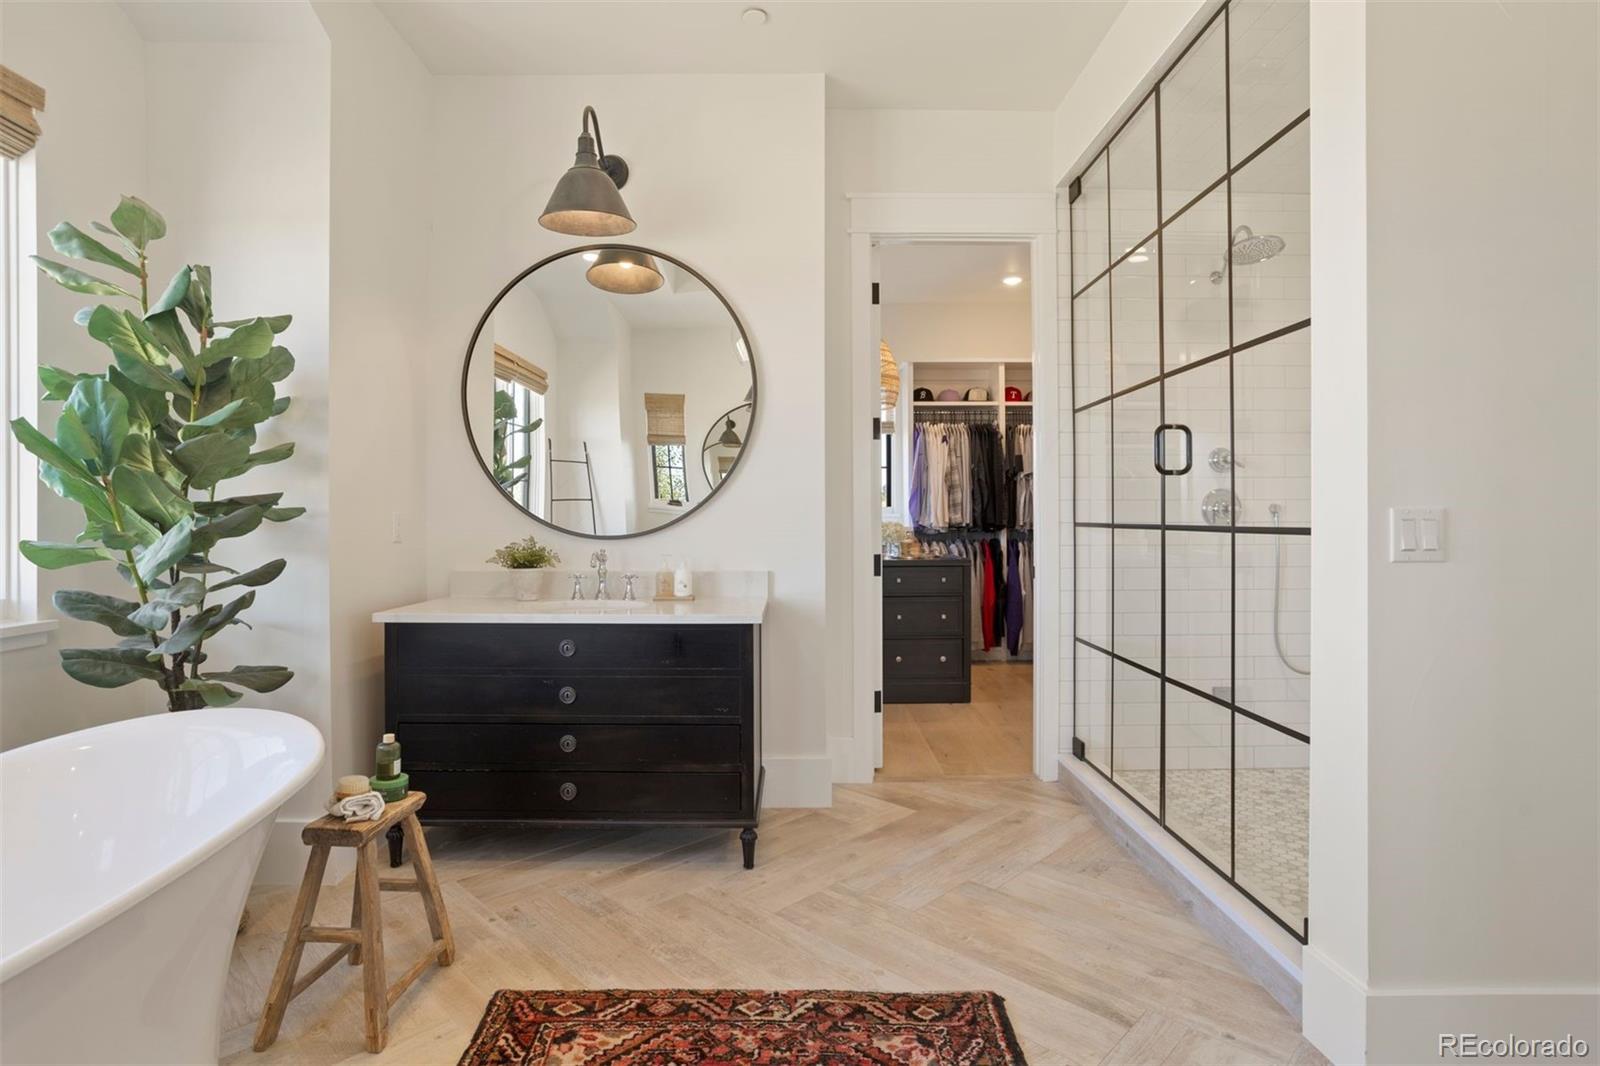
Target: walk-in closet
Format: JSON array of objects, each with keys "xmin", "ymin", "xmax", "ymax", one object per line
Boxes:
[{"xmin": 874, "ymin": 242, "xmax": 1035, "ymax": 779}]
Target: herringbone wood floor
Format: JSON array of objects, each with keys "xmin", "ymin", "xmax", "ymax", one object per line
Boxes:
[{"xmin": 221, "ymin": 777, "xmax": 1323, "ymax": 1064}]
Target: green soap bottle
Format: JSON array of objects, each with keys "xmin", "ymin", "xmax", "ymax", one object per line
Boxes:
[{"xmin": 376, "ymin": 732, "xmax": 401, "ymax": 779}]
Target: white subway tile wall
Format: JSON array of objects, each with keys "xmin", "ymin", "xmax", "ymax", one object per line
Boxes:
[{"xmin": 1059, "ymin": 0, "xmax": 1310, "ymax": 935}]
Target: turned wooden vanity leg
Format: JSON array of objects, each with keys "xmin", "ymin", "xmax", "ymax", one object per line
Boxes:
[
  {"xmin": 386, "ymin": 822, "xmax": 404, "ymax": 868},
  {"xmin": 740, "ymin": 827, "xmax": 757, "ymax": 870}
]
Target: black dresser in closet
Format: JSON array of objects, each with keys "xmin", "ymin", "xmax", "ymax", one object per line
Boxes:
[{"xmin": 883, "ymin": 558, "xmax": 971, "ymax": 703}]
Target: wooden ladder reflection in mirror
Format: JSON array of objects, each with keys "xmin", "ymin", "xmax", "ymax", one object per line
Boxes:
[{"xmin": 549, "ymin": 441, "xmax": 599, "ymax": 534}]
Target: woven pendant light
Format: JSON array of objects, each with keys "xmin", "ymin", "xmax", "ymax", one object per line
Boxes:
[{"xmin": 879, "ymin": 340, "xmax": 900, "ymax": 434}]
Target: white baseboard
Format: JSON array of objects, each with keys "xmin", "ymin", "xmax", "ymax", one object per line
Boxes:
[
  {"xmin": 1304, "ymin": 950, "xmax": 1598, "ymax": 1066},
  {"xmin": 829, "ymin": 734, "xmax": 871, "ymax": 784},
  {"xmin": 1303, "ymin": 945, "xmax": 1369, "ymax": 1064},
  {"xmin": 1367, "ymin": 988, "xmax": 1597, "ymax": 1065},
  {"xmin": 764, "ymin": 754, "xmax": 834, "ymax": 808},
  {"xmin": 254, "ymin": 813, "xmax": 356, "ymax": 887}
]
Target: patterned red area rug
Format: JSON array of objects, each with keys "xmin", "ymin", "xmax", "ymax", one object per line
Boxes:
[{"xmin": 459, "ymin": 989, "xmax": 1027, "ymax": 1065}]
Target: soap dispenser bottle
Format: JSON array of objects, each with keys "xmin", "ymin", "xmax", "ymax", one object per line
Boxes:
[
  {"xmin": 376, "ymin": 732, "xmax": 401, "ymax": 778},
  {"xmin": 673, "ymin": 559, "xmax": 693, "ymax": 599}
]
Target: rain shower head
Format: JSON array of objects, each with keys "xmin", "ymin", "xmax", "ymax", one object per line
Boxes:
[
  {"xmin": 1209, "ymin": 224, "xmax": 1287, "ymax": 283},
  {"xmin": 1230, "ymin": 225, "xmax": 1285, "ymax": 265}
]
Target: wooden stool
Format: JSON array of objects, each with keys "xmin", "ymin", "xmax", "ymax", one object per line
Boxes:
[{"xmin": 253, "ymin": 792, "xmax": 454, "ymax": 1054}]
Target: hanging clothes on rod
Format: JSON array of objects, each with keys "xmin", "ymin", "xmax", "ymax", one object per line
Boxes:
[{"xmin": 909, "ymin": 408, "xmax": 1004, "ymax": 534}]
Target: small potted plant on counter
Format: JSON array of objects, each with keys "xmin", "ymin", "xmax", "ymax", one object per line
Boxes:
[{"xmin": 488, "ymin": 536, "xmax": 561, "ymax": 600}]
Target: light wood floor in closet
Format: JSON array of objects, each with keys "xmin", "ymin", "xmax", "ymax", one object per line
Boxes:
[
  {"xmin": 220, "ymin": 657, "xmax": 1323, "ymax": 1065},
  {"xmin": 879, "ymin": 662, "xmax": 1034, "ymax": 779}
]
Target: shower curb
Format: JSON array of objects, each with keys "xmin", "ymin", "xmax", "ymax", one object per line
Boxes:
[{"xmin": 1059, "ymin": 758, "xmax": 1304, "ymax": 1020}]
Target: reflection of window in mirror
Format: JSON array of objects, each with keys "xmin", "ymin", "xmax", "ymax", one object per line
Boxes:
[
  {"xmin": 651, "ymin": 444, "xmax": 688, "ymax": 506},
  {"xmin": 492, "ymin": 344, "xmax": 548, "ymax": 512},
  {"xmin": 644, "ymin": 392, "xmax": 688, "ymax": 510}
]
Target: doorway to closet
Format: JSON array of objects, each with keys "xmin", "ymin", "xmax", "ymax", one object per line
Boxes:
[{"xmin": 875, "ymin": 241, "xmax": 1035, "ymax": 780}]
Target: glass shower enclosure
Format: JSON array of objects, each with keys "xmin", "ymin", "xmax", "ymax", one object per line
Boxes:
[{"xmin": 1067, "ymin": 0, "xmax": 1311, "ymax": 940}]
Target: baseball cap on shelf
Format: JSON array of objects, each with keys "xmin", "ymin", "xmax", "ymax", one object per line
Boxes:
[
  {"xmin": 964, "ymin": 387, "xmax": 989, "ymax": 402},
  {"xmin": 1004, "ymin": 386, "xmax": 1023, "ymax": 402},
  {"xmin": 912, "ymin": 387, "xmax": 934, "ymax": 402},
  {"xmin": 936, "ymin": 388, "xmax": 962, "ymax": 402}
]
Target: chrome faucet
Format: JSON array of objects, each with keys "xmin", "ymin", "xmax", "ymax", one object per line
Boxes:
[
  {"xmin": 590, "ymin": 550, "xmax": 609, "ymax": 600},
  {"xmin": 622, "ymin": 573, "xmax": 638, "ymax": 601},
  {"xmin": 569, "ymin": 572, "xmax": 585, "ymax": 600}
]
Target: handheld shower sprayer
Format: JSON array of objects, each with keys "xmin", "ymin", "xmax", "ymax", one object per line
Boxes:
[{"xmin": 1269, "ymin": 503, "xmax": 1310, "ymax": 677}]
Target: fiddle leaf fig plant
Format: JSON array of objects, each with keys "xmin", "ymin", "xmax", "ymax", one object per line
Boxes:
[
  {"xmin": 491, "ymin": 386, "xmax": 542, "ymax": 492},
  {"xmin": 9, "ymin": 196, "xmax": 299, "ymax": 711}
]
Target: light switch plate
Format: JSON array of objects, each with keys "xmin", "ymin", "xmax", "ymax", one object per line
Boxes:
[{"xmin": 1390, "ymin": 507, "xmax": 1446, "ymax": 563}]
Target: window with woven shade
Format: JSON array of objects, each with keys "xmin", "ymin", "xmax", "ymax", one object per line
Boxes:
[
  {"xmin": 643, "ymin": 393, "xmax": 688, "ymax": 505},
  {"xmin": 493, "ymin": 344, "xmax": 547, "ymax": 395},
  {"xmin": 1, "ymin": 68, "xmax": 45, "ymax": 161},
  {"xmin": 643, "ymin": 392, "xmax": 686, "ymax": 446},
  {"xmin": 3, "ymin": 67, "xmax": 44, "ymax": 629}
]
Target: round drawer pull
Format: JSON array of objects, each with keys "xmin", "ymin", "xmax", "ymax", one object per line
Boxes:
[
  {"xmin": 896, "ymin": 613, "xmax": 903, "ymax": 621},
  {"xmin": 939, "ymin": 655, "xmax": 948, "ymax": 663},
  {"xmin": 558, "ymin": 685, "xmax": 577, "ymax": 705},
  {"xmin": 894, "ymin": 577, "xmax": 902, "ymax": 584},
  {"xmin": 940, "ymin": 613, "xmax": 947, "ymax": 620},
  {"xmin": 559, "ymin": 782, "xmax": 578, "ymax": 802},
  {"xmin": 895, "ymin": 655, "xmax": 903, "ymax": 664},
  {"xmin": 940, "ymin": 576, "xmax": 947, "ymax": 583},
  {"xmin": 559, "ymin": 734, "xmax": 578, "ymax": 753},
  {"xmin": 558, "ymin": 638, "xmax": 577, "ymax": 658}
]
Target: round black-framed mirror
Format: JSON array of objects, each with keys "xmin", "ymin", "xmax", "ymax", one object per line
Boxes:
[{"xmin": 460, "ymin": 245, "xmax": 757, "ymax": 539}]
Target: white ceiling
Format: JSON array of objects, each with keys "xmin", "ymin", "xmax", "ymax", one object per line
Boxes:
[
  {"xmin": 372, "ymin": 1, "xmax": 1126, "ymax": 110},
  {"xmin": 878, "ymin": 242, "xmax": 1030, "ymax": 305}
]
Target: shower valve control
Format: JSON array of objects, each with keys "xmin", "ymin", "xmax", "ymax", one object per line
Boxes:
[{"xmin": 1390, "ymin": 507, "xmax": 1447, "ymax": 563}]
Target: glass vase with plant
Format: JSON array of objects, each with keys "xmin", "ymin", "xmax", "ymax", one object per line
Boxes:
[{"xmin": 487, "ymin": 536, "xmax": 562, "ymax": 601}]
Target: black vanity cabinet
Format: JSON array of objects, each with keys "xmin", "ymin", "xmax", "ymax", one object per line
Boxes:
[
  {"xmin": 883, "ymin": 558, "xmax": 971, "ymax": 704},
  {"xmin": 382, "ymin": 621, "xmax": 763, "ymax": 867}
]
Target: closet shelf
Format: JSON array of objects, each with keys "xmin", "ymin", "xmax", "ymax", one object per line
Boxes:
[{"xmin": 912, "ymin": 400, "xmax": 998, "ymax": 407}]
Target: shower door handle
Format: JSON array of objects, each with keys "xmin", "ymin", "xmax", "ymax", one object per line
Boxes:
[{"xmin": 1154, "ymin": 424, "xmax": 1193, "ymax": 476}]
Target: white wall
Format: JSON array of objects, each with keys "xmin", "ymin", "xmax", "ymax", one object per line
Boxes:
[
  {"xmin": 823, "ymin": 108, "xmax": 1053, "ymax": 751},
  {"xmin": 1354, "ymin": 0, "xmax": 1597, "ymax": 1057},
  {"xmin": 880, "ymin": 302, "xmax": 1031, "ymax": 365},
  {"xmin": 421, "ymin": 73, "xmax": 830, "ymax": 805},
  {"xmin": 0, "ymin": 2, "xmax": 154, "ymax": 749},
  {"xmin": 312, "ymin": 0, "xmax": 432, "ymax": 832},
  {"xmin": 144, "ymin": 30, "xmax": 334, "ymax": 878}
]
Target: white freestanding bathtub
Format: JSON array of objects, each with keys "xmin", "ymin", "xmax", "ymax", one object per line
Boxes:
[{"xmin": 0, "ymin": 708, "xmax": 324, "ymax": 1065}]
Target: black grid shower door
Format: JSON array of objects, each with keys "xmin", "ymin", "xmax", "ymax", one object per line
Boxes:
[{"xmin": 1068, "ymin": 0, "xmax": 1312, "ymax": 941}]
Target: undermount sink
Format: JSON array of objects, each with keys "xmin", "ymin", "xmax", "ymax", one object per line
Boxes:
[{"xmin": 531, "ymin": 600, "xmax": 652, "ymax": 613}]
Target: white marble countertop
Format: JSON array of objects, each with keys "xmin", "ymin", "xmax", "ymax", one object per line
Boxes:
[{"xmin": 372, "ymin": 595, "xmax": 767, "ymax": 626}]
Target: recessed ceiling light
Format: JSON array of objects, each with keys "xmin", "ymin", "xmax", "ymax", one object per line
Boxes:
[
  {"xmin": 742, "ymin": 7, "xmax": 769, "ymax": 25},
  {"xmin": 1002, "ymin": 275, "xmax": 1024, "ymax": 287},
  {"xmin": 582, "ymin": 251, "xmax": 599, "ymax": 262}
]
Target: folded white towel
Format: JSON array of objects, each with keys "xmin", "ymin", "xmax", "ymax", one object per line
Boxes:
[{"xmin": 326, "ymin": 790, "xmax": 386, "ymax": 823}]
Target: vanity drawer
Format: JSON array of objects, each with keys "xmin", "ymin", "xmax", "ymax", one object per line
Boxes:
[
  {"xmin": 884, "ymin": 638, "xmax": 965, "ymax": 679},
  {"xmin": 410, "ymin": 770, "xmax": 745, "ymax": 818},
  {"xmin": 390, "ymin": 623, "xmax": 749, "ymax": 674},
  {"xmin": 883, "ymin": 563, "xmax": 964, "ymax": 598},
  {"xmin": 884, "ymin": 597, "xmax": 964, "ymax": 638},
  {"xmin": 401, "ymin": 722, "xmax": 742, "ymax": 770},
  {"xmin": 391, "ymin": 672, "xmax": 744, "ymax": 722}
]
